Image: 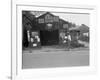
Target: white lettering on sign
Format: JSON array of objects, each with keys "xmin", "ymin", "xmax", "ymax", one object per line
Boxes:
[
  {"xmin": 38, "ymin": 14, "xmax": 59, "ymax": 23},
  {"xmin": 45, "ymin": 14, "xmax": 53, "ymax": 23},
  {"xmin": 47, "ymin": 23, "xmax": 52, "ymax": 27},
  {"xmin": 46, "ymin": 23, "xmax": 52, "ymax": 29}
]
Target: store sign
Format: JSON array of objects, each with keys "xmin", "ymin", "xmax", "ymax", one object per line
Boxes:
[
  {"xmin": 46, "ymin": 23, "xmax": 52, "ymax": 29},
  {"xmin": 45, "ymin": 14, "xmax": 53, "ymax": 23},
  {"xmin": 38, "ymin": 14, "xmax": 59, "ymax": 23}
]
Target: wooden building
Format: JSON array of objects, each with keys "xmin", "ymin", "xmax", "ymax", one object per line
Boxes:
[
  {"xmin": 28, "ymin": 12, "xmax": 70, "ymax": 48},
  {"xmin": 22, "ymin": 12, "xmax": 80, "ymax": 48}
]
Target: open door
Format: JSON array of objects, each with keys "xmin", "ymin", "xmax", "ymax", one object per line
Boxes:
[{"xmin": 40, "ymin": 30, "xmax": 59, "ymax": 46}]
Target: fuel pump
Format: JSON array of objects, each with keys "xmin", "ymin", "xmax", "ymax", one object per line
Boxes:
[{"xmin": 29, "ymin": 31, "xmax": 40, "ymax": 48}]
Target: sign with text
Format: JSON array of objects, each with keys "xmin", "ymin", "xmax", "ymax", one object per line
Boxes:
[{"xmin": 38, "ymin": 14, "xmax": 59, "ymax": 23}]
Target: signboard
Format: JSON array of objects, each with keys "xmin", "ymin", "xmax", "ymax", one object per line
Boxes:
[
  {"xmin": 38, "ymin": 14, "xmax": 59, "ymax": 23},
  {"xmin": 46, "ymin": 23, "xmax": 53, "ymax": 29},
  {"xmin": 45, "ymin": 14, "xmax": 53, "ymax": 23}
]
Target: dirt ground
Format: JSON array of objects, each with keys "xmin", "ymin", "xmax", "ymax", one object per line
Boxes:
[{"xmin": 22, "ymin": 47, "xmax": 89, "ymax": 69}]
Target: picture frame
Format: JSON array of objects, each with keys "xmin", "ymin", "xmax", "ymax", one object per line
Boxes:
[{"xmin": 11, "ymin": 0, "xmax": 97, "ymax": 80}]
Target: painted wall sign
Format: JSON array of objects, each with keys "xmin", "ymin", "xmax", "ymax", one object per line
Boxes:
[{"xmin": 38, "ymin": 14, "xmax": 59, "ymax": 23}]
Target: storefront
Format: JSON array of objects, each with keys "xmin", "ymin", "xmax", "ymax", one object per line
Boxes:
[{"xmin": 28, "ymin": 12, "xmax": 70, "ymax": 48}]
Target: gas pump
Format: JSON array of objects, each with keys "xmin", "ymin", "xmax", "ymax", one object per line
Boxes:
[{"xmin": 29, "ymin": 31, "xmax": 41, "ymax": 48}]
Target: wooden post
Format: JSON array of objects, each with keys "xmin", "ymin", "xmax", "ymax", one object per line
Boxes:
[
  {"xmin": 67, "ymin": 32, "xmax": 70, "ymax": 51},
  {"xmin": 67, "ymin": 24, "xmax": 70, "ymax": 51}
]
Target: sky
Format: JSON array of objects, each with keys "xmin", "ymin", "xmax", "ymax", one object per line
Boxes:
[
  {"xmin": 52, "ymin": 12, "xmax": 90, "ymax": 26},
  {"xmin": 30, "ymin": 11, "xmax": 90, "ymax": 27}
]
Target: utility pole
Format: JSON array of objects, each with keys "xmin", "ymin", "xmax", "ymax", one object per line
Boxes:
[{"xmin": 64, "ymin": 23, "xmax": 70, "ymax": 51}]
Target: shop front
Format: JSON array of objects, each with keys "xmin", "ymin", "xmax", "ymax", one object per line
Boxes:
[
  {"xmin": 28, "ymin": 12, "xmax": 69, "ymax": 48},
  {"xmin": 40, "ymin": 29, "xmax": 59, "ymax": 46}
]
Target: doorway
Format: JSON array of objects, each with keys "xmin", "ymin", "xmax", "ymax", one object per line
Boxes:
[{"xmin": 40, "ymin": 30, "xmax": 59, "ymax": 46}]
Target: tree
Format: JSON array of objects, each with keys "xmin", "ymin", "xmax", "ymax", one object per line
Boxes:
[{"xmin": 22, "ymin": 11, "xmax": 36, "ymax": 48}]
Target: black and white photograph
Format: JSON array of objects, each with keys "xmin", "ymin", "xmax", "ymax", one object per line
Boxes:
[
  {"xmin": 22, "ymin": 10, "xmax": 90, "ymax": 69},
  {"xmin": 10, "ymin": 1, "xmax": 98, "ymax": 79}
]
